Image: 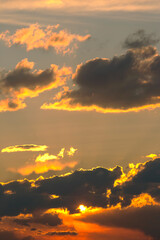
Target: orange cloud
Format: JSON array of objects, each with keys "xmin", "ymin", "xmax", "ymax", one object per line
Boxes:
[
  {"xmin": 10, "ymin": 147, "xmax": 78, "ymax": 175},
  {"xmin": 1, "ymin": 144, "xmax": 48, "ymax": 153},
  {"xmin": 14, "ymin": 159, "xmax": 77, "ymax": 175},
  {"xmin": 0, "ymin": 58, "xmax": 72, "ymax": 112},
  {"xmin": 0, "ymin": 23, "xmax": 91, "ymax": 55}
]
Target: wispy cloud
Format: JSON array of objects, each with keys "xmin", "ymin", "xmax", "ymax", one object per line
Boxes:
[
  {"xmin": 1, "ymin": 0, "xmax": 160, "ymax": 12},
  {"xmin": 1, "ymin": 144, "xmax": 48, "ymax": 153},
  {"xmin": 10, "ymin": 147, "xmax": 78, "ymax": 175},
  {"xmin": 0, "ymin": 23, "xmax": 91, "ymax": 55}
]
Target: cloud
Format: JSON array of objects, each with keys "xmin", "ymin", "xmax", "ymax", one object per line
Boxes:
[
  {"xmin": 79, "ymin": 204, "xmax": 160, "ymax": 240},
  {"xmin": 67, "ymin": 147, "xmax": 77, "ymax": 156},
  {"xmin": 10, "ymin": 147, "xmax": 78, "ymax": 175},
  {"xmin": 0, "ymin": 24, "xmax": 91, "ymax": 55},
  {"xmin": 1, "ymin": 0, "xmax": 160, "ymax": 12},
  {"xmin": 14, "ymin": 212, "xmax": 62, "ymax": 227},
  {"xmin": 14, "ymin": 158, "xmax": 78, "ymax": 175},
  {"xmin": 0, "ymin": 231, "xmax": 34, "ymax": 240},
  {"xmin": 2, "ymin": 157, "xmax": 160, "ymax": 217},
  {"xmin": 46, "ymin": 231, "xmax": 77, "ymax": 236},
  {"xmin": 1, "ymin": 144, "xmax": 48, "ymax": 153},
  {"xmin": 0, "ymin": 58, "xmax": 71, "ymax": 112},
  {"xmin": 112, "ymin": 158, "xmax": 160, "ymax": 207},
  {"xmin": 123, "ymin": 30, "xmax": 159, "ymax": 49},
  {"xmin": 0, "ymin": 166, "xmax": 121, "ymax": 217},
  {"xmin": 2, "ymin": 158, "xmax": 160, "ymax": 239},
  {"xmin": 42, "ymin": 39, "xmax": 160, "ymax": 113}
]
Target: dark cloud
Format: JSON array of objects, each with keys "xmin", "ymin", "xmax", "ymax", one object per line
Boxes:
[
  {"xmin": 112, "ymin": 158, "xmax": 160, "ymax": 207},
  {"xmin": 0, "ymin": 166, "xmax": 121, "ymax": 216},
  {"xmin": 81, "ymin": 205, "xmax": 160, "ymax": 240},
  {"xmin": 1, "ymin": 157, "xmax": 160, "ymax": 240},
  {"xmin": 51, "ymin": 41, "xmax": 160, "ymax": 112},
  {"xmin": 46, "ymin": 231, "xmax": 78, "ymax": 236},
  {"xmin": 14, "ymin": 212, "xmax": 62, "ymax": 227},
  {"xmin": 1, "ymin": 66, "xmax": 56, "ymax": 92},
  {"xmin": 35, "ymin": 166, "xmax": 122, "ymax": 213},
  {"xmin": 1, "ymin": 159, "xmax": 160, "ymax": 239},
  {"xmin": 0, "ymin": 231, "xmax": 34, "ymax": 240},
  {"xmin": 123, "ymin": 30, "xmax": 159, "ymax": 49},
  {"xmin": 0, "ymin": 59, "xmax": 70, "ymax": 112}
]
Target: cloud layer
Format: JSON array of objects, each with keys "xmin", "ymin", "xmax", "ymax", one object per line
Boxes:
[
  {"xmin": 1, "ymin": 0, "xmax": 160, "ymax": 12},
  {"xmin": 1, "ymin": 157, "xmax": 160, "ymax": 239}
]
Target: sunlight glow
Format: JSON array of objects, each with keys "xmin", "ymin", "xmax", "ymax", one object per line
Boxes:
[{"xmin": 78, "ymin": 205, "xmax": 87, "ymax": 213}]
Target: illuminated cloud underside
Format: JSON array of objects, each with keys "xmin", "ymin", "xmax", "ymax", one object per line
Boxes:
[{"xmin": 0, "ymin": 24, "xmax": 91, "ymax": 55}]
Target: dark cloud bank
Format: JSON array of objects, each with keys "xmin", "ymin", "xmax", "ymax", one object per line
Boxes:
[
  {"xmin": 1, "ymin": 158, "xmax": 160, "ymax": 239},
  {"xmin": 55, "ymin": 30, "xmax": 160, "ymax": 111}
]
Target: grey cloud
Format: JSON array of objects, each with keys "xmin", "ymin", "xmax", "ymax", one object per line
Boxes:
[
  {"xmin": 0, "ymin": 166, "xmax": 121, "ymax": 216},
  {"xmin": 123, "ymin": 30, "xmax": 159, "ymax": 49},
  {"xmin": 56, "ymin": 44, "xmax": 160, "ymax": 111},
  {"xmin": 113, "ymin": 158, "xmax": 160, "ymax": 207},
  {"xmin": 0, "ymin": 231, "xmax": 34, "ymax": 240},
  {"xmin": 1, "ymin": 66, "xmax": 56, "ymax": 92},
  {"xmin": 46, "ymin": 231, "xmax": 78, "ymax": 236},
  {"xmin": 0, "ymin": 59, "xmax": 68, "ymax": 112},
  {"xmin": 1, "ymin": 157, "xmax": 160, "ymax": 229},
  {"xmin": 14, "ymin": 212, "xmax": 62, "ymax": 227}
]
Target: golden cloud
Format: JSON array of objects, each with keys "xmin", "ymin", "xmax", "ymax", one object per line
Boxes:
[
  {"xmin": 0, "ymin": 23, "xmax": 91, "ymax": 55},
  {"xmin": 1, "ymin": 144, "xmax": 48, "ymax": 153},
  {"xmin": 14, "ymin": 159, "xmax": 78, "ymax": 175},
  {"xmin": 10, "ymin": 147, "xmax": 78, "ymax": 175},
  {"xmin": 0, "ymin": 58, "xmax": 72, "ymax": 112}
]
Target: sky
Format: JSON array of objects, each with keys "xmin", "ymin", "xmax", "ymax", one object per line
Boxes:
[{"xmin": 1, "ymin": 0, "xmax": 160, "ymax": 239}]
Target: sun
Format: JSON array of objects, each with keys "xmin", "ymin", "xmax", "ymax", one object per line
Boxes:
[{"xmin": 78, "ymin": 204, "xmax": 87, "ymax": 213}]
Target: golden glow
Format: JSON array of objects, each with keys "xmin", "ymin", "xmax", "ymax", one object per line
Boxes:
[
  {"xmin": 130, "ymin": 193, "xmax": 160, "ymax": 208},
  {"xmin": 10, "ymin": 159, "xmax": 77, "ymax": 175},
  {"xmin": 1, "ymin": 144, "xmax": 48, "ymax": 153},
  {"xmin": 67, "ymin": 147, "xmax": 77, "ymax": 156},
  {"xmin": 41, "ymin": 97, "xmax": 160, "ymax": 113},
  {"xmin": 146, "ymin": 153, "xmax": 158, "ymax": 159},
  {"xmin": 78, "ymin": 205, "xmax": 87, "ymax": 213},
  {"xmin": 35, "ymin": 153, "xmax": 57, "ymax": 162},
  {"xmin": 58, "ymin": 148, "xmax": 65, "ymax": 158},
  {"xmin": 114, "ymin": 163, "xmax": 144, "ymax": 187}
]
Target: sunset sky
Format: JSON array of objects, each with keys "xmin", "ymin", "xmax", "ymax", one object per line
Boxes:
[{"xmin": 1, "ymin": 1, "xmax": 160, "ymax": 239}]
